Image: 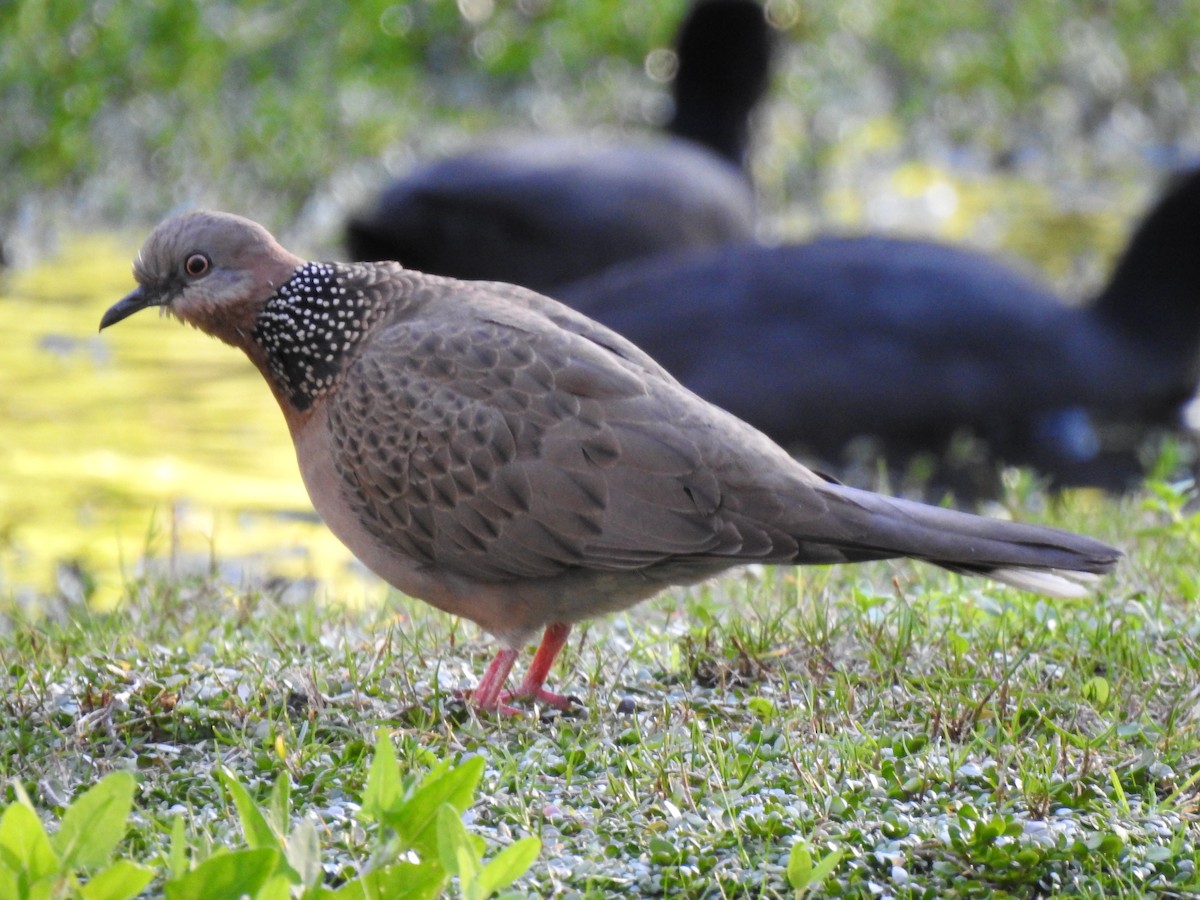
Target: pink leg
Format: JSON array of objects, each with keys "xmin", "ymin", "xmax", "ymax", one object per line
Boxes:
[
  {"xmin": 503, "ymin": 622, "xmax": 575, "ymax": 711},
  {"xmin": 471, "ymin": 647, "xmax": 519, "ymax": 711},
  {"xmin": 469, "ymin": 623, "xmax": 576, "ymax": 714}
]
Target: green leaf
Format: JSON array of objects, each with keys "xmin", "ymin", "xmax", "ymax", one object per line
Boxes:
[
  {"xmin": 318, "ymin": 860, "xmax": 445, "ymax": 900},
  {"xmin": 458, "ymin": 846, "xmax": 483, "ymax": 900},
  {"xmin": 806, "ymin": 849, "xmax": 843, "ymax": 891},
  {"xmin": 389, "ymin": 757, "xmax": 486, "ymax": 859},
  {"xmin": 647, "ymin": 837, "xmax": 676, "ymax": 863},
  {"xmin": 436, "ymin": 803, "xmax": 473, "ymax": 877},
  {"xmin": 168, "ymin": 816, "xmax": 188, "ymax": 880},
  {"xmin": 79, "ymin": 859, "xmax": 156, "ymax": 900},
  {"xmin": 788, "ymin": 842, "xmax": 842, "ymax": 896},
  {"xmin": 747, "ymin": 697, "xmax": 777, "ymax": 721},
  {"xmin": 476, "ymin": 837, "xmax": 540, "ymax": 897},
  {"xmin": 360, "ymin": 729, "xmax": 402, "ymax": 823},
  {"xmin": 255, "ymin": 873, "xmax": 294, "ymax": 900},
  {"xmin": 0, "ymin": 801, "xmax": 58, "ymax": 882},
  {"xmin": 22, "ymin": 876, "xmax": 55, "ymax": 900},
  {"xmin": 787, "ymin": 842, "xmax": 812, "ymax": 889},
  {"xmin": 163, "ymin": 848, "xmax": 280, "ymax": 900},
  {"xmin": 427, "ymin": 757, "xmax": 486, "ymax": 815},
  {"xmin": 285, "ymin": 818, "xmax": 323, "ymax": 890},
  {"xmin": 1082, "ymin": 676, "xmax": 1110, "ymax": 705},
  {"xmin": 0, "ymin": 867, "xmax": 18, "ymax": 900},
  {"xmin": 268, "ymin": 774, "xmax": 291, "ymax": 837},
  {"xmin": 53, "ymin": 771, "xmax": 137, "ymax": 869},
  {"xmin": 219, "ymin": 768, "xmax": 280, "ymax": 850}
]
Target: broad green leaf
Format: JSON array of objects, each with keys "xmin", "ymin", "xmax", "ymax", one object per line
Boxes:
[
  {"xmin": 268, "ymin": 774, "xmax": 291, "ymax": 837},
  {"xmin": 53, "ymin": 771, "xmax": 137, "ymax": 869},
  {"xmin": 168, "ymin": 816, "xmax": 188, "ymax": 880},
  {"xmin": 476, "ymin": 837, "xmax": 540, "ymax": 897},
  {"xmin": 1083, "ymin": 676, "xmax": 1110, "ymax": 704},
  {"xmin": 457, "ymin": 844, "xmax": 483, "ymax": 900},
  {"xmin": 747, "ymin": 696, "xmax": 777, "ymax": 721},
  {"xmin": 787, "ymin": 842, "xmax": 812, "ymax": 889},
  {"xmin": 24, "ymin": 876, "xmax": 55, "ymax": 900},
  {"xmin": 434, "ymin": 758, "xmax": 486, "ymax": 815},
  {"xmin": 285, "ymin": 818, "xmax": 323, "ymax": 889},
  {"xmin": 216, "ymin": 773, "xmax": 300, "ymax": 888},
  {"xmin": 255, "ymin": 873, "xmax": 294, "ymax": 900},
  {"xmin": 316, "ymin": 880, "xmax": 364, "ymax": 900},
  {"xmin": 0, "ymin": 867, "xmax": 18, "ymax": 900},
  {"xmin": 79, "ymin": 859, "xmax": 156, "ymax": 900},
  {"xmin": 317, "ymin": 860, "xmax": 445, "ymax": 900},
  {"xmin": 0, "ymin": 801, "xmax": 58, "ymax": 882},
  {"xmin": 219, "ymin": 768, "xmax": 279, "ymax": 850},
  {"xmin": 388, "ymin": 756, "xmax": 485, "ymax": 858},
  {"xmin": 359, "ymin": 729, "xmax": 402, "ymax": 823},
  {"xmin": 807, "ymin": 849, "xmax": 843, "ymax": 891},
  {"xmin": 163, "ymin": 848, "xmax": 280, "ymax": 900},
  {"xmin": 436, "ymin": 804, "xmax": 472, "ymax": 877}
]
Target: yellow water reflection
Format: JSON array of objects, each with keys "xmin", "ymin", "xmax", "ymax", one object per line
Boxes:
[{"xmin": 1, "ymin": 234, "xmax": 375, "ymax": 608}]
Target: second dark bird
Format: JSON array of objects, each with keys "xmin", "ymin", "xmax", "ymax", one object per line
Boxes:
[{"xmin": 558, "ymin": 169, "xmax": 1200, "ymax": 493}]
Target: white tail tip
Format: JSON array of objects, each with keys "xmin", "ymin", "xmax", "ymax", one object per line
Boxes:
[{"xmin": 986, "ymin": 567, "xmax": 1102, "ymax": 599}]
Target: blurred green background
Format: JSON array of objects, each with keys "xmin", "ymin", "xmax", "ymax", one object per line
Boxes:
[
  {"xmin": 1, "ymin": 0, "xmax": 1198, "ymax": 606},
  {"xmin": 4, "ymin": 0, "xmax": 1199, "ymax": 263}
]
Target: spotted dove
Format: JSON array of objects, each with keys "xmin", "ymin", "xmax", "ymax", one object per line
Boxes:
[{"xmin": 100, "ymin": 211, "xmax": 1121, "ymax": 712}]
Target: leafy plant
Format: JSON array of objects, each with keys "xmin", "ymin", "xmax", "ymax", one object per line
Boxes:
[
  {"xmin": 0, "ymin": 771, "xmax": 153, "ymax": 900},
  {"xmin": 786, "ymin": 840, "xmax": 842, "ymax": 898},
  {"xmin": 161, "ymin": 730, "xmax": 539, "ymax": 899},
  {"xmin": 347, "ymin": 729, "xmax": 539, "ymax": 900},
  {"xmin": 1, "ymin": 733, "xmax": 539, "ymax": 900}
]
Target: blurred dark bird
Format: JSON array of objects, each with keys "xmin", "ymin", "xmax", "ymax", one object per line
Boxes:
[
  {"xmin": 345, "ymin": 0, "xmax": 774, "ymax": 293},
  {"xmin": 558, "ymin": 168, "xmax": 1200, "ymax": 493}
]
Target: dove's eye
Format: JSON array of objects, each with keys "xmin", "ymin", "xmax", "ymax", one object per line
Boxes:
[{"xmin": 184, "ymin": 253, "xmax": 211, "ymax": 278}]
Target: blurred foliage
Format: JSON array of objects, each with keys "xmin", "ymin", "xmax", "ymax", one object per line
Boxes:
[
  {"xmin": 0, "ymin": 0, "xmax": 688, "ymax": 234},
  {"xmin": 0, "ymin": 0, "xmax": 1197, "ymax": 242},
  {"xmin": 777, "ymin": 0, "xmax": 1200, "ymax": 152}
]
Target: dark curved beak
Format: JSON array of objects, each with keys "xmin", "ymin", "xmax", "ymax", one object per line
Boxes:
[{"xmin": 99, "ymin": 285, "xmax": 162, "ymax": 331}]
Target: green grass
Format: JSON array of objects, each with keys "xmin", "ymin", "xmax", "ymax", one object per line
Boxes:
[{"xmin": 3, "ymin": 478, "xmax": 1199, "ymax": 897}]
